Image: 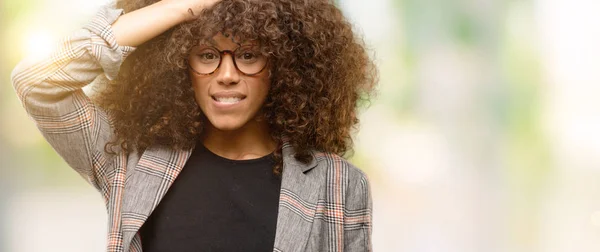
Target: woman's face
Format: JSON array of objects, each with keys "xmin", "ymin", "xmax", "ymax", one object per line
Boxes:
[{"xmin": 188, "ymin": 33, "xmax": 271, "ymax": 132}]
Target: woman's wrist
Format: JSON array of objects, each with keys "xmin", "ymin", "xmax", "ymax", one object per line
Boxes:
[
  {"xmin": 157, "ymin": 0, "xmax": 193, "ymax": 23},
  {"xmin": 160, "ymin": 0, "xmax": 215, "ymax": 23},
  {"xmin": 112, "ymin": 0, "xmax": 218, "ymax": 47},
  {"xmin": 112, "ymin": 1, "xmax": 187, "ymax": 47}
]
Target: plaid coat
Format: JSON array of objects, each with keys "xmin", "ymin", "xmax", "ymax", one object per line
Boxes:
[{"xmin": 11, "ymin": 6, "xmax": 372, "ymax": 252}]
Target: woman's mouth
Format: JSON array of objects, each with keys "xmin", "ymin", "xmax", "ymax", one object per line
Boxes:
[
  {"xmin": 212, "ymin": 96, "xmax": 244, "ymax": 104},
  {"xmin": 211, "ymin": 92, "xmax": 247, "ymax": 108}
]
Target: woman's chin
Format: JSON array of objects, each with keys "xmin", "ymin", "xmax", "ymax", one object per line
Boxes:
[
  {"xmin": 205, "ymin": 117, "xmax": 247, "ymax": 132},
  {"xmin": 213, "ymin": 124, "xmax": 242, "ymax": 132}
]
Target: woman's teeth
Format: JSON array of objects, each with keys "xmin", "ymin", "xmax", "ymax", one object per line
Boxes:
[{"xmin": 215, "ymin": 97, "xmax": 242, "ymax": 104}]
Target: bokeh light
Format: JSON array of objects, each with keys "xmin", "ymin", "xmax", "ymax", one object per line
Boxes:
[{"xmin": 23, "ymin": 30, "xmax": 56, "ymax": 60}]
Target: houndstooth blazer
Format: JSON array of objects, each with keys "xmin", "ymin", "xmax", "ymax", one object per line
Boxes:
[{"xmin": 11, "ymin": 5, "xmax": 372, "ymax": 252}]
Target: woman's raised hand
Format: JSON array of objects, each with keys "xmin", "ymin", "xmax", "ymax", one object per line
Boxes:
[{"xmin": 112, "ymin": 0, "xmax": 221, "ymax": 47}]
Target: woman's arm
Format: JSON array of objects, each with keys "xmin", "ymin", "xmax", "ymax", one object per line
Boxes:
[
  {"xmin": 10, "ymin": 1, "xmax": 217, "ymax": 190},
  {"xmin": 11, "ymin": 6, "xmax": 134, "ymax": 190},
  {"xmin": 112, "ymin": 0, "xmax": 220, "ymax": 47}
]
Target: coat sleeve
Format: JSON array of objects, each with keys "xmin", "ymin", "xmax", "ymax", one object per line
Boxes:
[
  {"xmin": 10, "ymin": 5, "xmax": 136, "ymax": 190},
  {"xmin": 344, "ymin": 168, "xmax": 374, "ymax": 251}
]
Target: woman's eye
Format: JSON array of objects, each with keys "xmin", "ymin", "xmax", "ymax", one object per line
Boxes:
[
  {"xmin": 200, "ymin": 53, "xmax": 217, "ymax": 60},
  {"xmin": 239, "ymin": 52, "xmax": 258, "ymax": 61}
]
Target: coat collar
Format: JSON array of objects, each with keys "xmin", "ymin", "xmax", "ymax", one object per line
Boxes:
[{"xmin": 120, "ymin": 141, "xmax": 321, "ymax": 251}]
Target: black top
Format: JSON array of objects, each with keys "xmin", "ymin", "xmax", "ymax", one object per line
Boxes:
[{"xmin": 140, "ymin": 143, "xmax": 281, "ymax": 252}]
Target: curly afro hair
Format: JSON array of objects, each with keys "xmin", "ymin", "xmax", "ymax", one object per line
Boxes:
[{"xmin": 96, "ymin": 0, "xmax": 378, "ymax": 176}]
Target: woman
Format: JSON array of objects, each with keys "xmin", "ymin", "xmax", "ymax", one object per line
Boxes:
[{"xmin": 11, "ymin": 0, "xmax": 377, "ymax": 251}]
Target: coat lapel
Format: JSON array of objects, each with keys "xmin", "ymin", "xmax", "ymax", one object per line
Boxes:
[
  {"xmin": 120, "ymin": 144, "xmax": 194, "ymax": 250},
  {"xmin": 273, "ymin": 144, "xmax": 321, "ymax": 252}
]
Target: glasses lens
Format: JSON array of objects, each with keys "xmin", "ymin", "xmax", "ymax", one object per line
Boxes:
[
  {"xmin": 189, "ymin": 47, "xmax": 220, "ymax": 74},
  {"xmin": 234, "ymin": 46, "xmax": 268, "ymax": 75}
]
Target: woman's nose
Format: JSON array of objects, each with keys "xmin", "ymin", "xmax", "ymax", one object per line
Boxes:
[{"xmin": 216, "ymin": 54, "xmax": 240, "ymax": 85}]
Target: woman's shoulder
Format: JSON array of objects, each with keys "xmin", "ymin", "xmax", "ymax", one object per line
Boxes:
[
  {"xmin": 282, "ymin": 144, "xmax": 369, "ymax": 184},
  {"xmin": 310, "ymin": 150, "xmax": 372, "ymax": 212},
  {"xmin": 311, "ymin": 150, "xmax": 370, "ymax": 184}
]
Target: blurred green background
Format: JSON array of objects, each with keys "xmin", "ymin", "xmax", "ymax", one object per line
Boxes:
[{"xmin": 2, "ymin": 0, "xmax": 600, "ymax": 251}]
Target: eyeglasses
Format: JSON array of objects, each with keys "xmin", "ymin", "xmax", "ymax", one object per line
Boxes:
[{"xmin": 187, "ymin": 45, "xmax": 269, "ymax": 76}]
